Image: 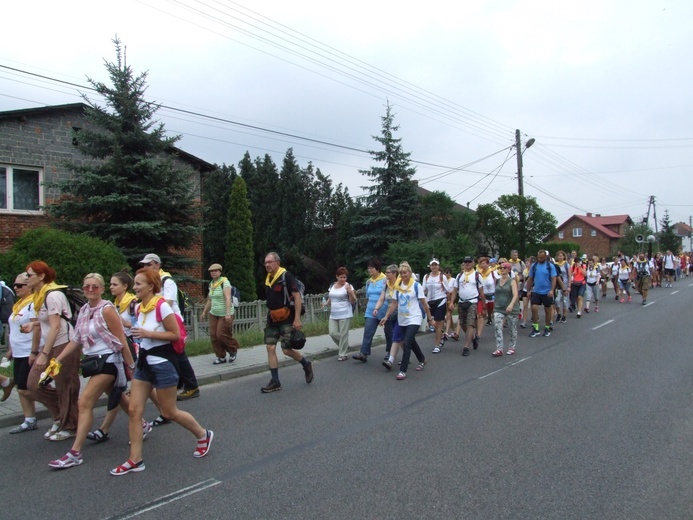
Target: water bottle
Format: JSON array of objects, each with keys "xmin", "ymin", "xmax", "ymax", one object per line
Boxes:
[
  {"xmin": 39, "ymin": 371, "xmax": 53, "ymax": 388},
  {"xmin": 321, "ymin": 296, "xmax": 328, "ymax": 311}
]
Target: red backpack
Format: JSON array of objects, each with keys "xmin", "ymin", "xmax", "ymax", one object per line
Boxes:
[{"xmin": 137, "ymin": 299, "xmax": 187, "ymax": 354}]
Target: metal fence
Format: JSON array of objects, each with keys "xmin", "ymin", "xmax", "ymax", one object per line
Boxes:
[{"xmin": 184, "ymin": 290, "xmax": 366, "ymax": 341}]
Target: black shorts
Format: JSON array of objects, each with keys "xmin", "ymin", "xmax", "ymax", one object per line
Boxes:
[
  {"xmin": 664, "ymin": 268, "xmax": 675, "ymax": 277},
  {"xmin": 530, "ymin": 292, "xmax": 554, "ymax": 307},
  {"xmin": 12, "ymin": 357, "xmax": 31, "ymax": 390},
  {"xmin": 428, "ymin": 298, "xmax": 447, "ymax": 321}
]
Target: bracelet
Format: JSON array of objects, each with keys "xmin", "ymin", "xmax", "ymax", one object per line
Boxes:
[
  {"xmin": 31, "ymin": 351, "xmax": 39, "ymax": 355},
  {"xmin": 128, "ymin": 363, "xmax": 136, "ymax": 369}
]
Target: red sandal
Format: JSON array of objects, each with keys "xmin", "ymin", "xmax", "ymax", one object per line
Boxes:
[{"xmin": 110, "ymin": 459, "xmax": 145, "ymax": 476}]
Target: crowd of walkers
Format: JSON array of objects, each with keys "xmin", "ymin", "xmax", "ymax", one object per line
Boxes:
[
  {"xmin": 1, "ymin": 255, "xmax": 213, "ymax": 475},
  {"xmin": 1, "ymin": 247, "xmax": 688, "ymax": 474}
]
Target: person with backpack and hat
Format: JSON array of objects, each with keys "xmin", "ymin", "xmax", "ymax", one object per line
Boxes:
[
  {"xmin": 448, "ymin": 256, "xmax": 487, "ymax": 356},
  {"xmin": 200, "ymin": 263, "xmax": 240, "ymax": 365},
  {"xmin": 23, "ymin": 260, "xmax": 80, "ymax": 441},
  {"xmin": 423, "ymin": 258, "xmax": 451, "ymax": 354},
  {"xmin": 260, "ymin": 252, "xmax": 313, "ymax": 393},
  {"xmin": 139, "ymin": 253, "xmax": 199, "ymax": 402}
]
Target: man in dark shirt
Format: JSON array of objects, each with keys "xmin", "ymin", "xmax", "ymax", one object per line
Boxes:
[{"xmin": 261, "ymin": 252, "xmax": 313, "ymax": 393}]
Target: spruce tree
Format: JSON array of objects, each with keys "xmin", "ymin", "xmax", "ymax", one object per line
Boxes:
[
  {"xmin": 351, "ymin": 102, "xmax": 420, "ymax": 263},
  {"xmin": 48, "ymin": 38, "xmax": 199, "ymax": 268},
  {"xmin": 224, "ymin": 176, "xmax": 256, "ymax": 301},
  {"xmin": 659, "ymin": 210, "xmax": 681, "ymax": 253}
]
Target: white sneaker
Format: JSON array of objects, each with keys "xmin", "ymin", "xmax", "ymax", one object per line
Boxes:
[{"xmin": 432, "ymin": 347, "xmax": 441, "ymax": 354}]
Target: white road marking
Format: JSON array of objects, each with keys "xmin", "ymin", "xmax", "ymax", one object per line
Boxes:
[
  {"xmin": 671, "ymin": 290, "xmax": 679, "ymax": 294},
  {"xmin": 593, "ymin": 319, "xmax": 614, "ymax": 330},
  {"xmin": 512, "ymin": 356, "xmax": 531, "ymax": 365},
  {"xmin": 111, "ymin": 479, "xmax": 222, "ymax": 519},
  {"xmin": 479, "ymin": 366, "xmax": 509, "ymax": 379}
]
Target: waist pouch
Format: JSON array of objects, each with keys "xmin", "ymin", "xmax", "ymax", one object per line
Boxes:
[{"xmin": 80, "ymin": 354, "xmax": 108, "ymax": 378}]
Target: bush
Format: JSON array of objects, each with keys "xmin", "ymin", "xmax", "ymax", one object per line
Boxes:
[{"xmin": 0, "ymin": 227, "xmax": 129, "ymax": 286}]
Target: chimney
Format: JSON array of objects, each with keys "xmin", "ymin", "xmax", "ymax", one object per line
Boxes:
[
  {"xmin": 586, "ymin": 212, "xmax": 592, "ymax": 217},
  {"xmin": 596, "ymin": 214, "xmax": 601, "ymax": 217}
]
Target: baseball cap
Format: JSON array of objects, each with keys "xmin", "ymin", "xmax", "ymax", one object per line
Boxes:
[
  {"xmin": 428, "ymin": 258, "xmax": 440, "ymax": 266},
  {"xmin": 463, "ymin": 256, "xmax": 474, "ymax": 263},
  {"xmin": 139, "ymin": 253, "xmax": 161, "ymax": 264}
]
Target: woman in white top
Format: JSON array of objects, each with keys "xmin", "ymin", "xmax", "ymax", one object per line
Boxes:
[
  {"xmin": 110, "ymin": 268, "xmax": 213, "ymax": 476},
  {"xmin": 46, "ymin": 273, "xmax": 136, "ymax": 470},
  {"xmin": 25, "ymin": 260, "xmax": 80, "ymax": 441},
  {"xmin": 618, "ymin": 258, "xmax": 632, "ymax": 303},
  {"xmin": 5, "ymin": 273, "xmax": 39, "ymax": 433},
  {"xmin": 380, "ymin": 262, "xmax": 433, "ymax": 380},
  {"xmin": 423, "ymin": 259, "xmax": 450, "ymax": 353},
  {"xmin": 583, "ymin": 260, "xmax": 601, "ymax": 313},
  {"xmin": 327, "ymin": 267, "xmax": 356, "ymax": 361},
  {"xmin": 476, "ymin": 257, "xmax": 498, "ymax": 343}
]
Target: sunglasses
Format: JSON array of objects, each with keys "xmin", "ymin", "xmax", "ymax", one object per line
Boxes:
[
  {"xmin": 14, "ymin": 283, "xmax": 26, "ymax": 288},
  {"xmin": 82, "ymin": 284, "xmax": 101, "ymax": 291}
]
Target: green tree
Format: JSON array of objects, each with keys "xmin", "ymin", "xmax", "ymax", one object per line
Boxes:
[
  {"xmin": 202, "ymin": 164, "xmax": 236, "ymax": 270},
  {"xmin": 614, "ymin": 222, "xmax": 654, "ymax": 257},
  {"xmin": 420, "ymin": 190, "xmax": 476, "ymax": 242},
  {"xmin": 224, "ymin": 177, "xmax": 256, "ymax": 301},
  {"xmin": 47, "ymin": 38, "xmax": 199, "ymax": 269},
  {"xmin": 476, "ymin": 195, "xmax": 557, "ymax": 258},
  {"xmin": 0, "ymin": 228, "xmax": 127, "ymax": 287},
  {"xmin": 659, "ymin": 210, "xmax": 681, "ymax": 253},
  {"xmin": 351, "ymin": 102, "xmax": 420, "ymax": 264}
]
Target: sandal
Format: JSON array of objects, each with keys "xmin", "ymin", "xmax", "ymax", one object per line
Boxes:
[
  {"xmin": 193, "ymin": 430, "xmax": 214, "ymax": 458},
  {"xmin": 337, "ymin": 356, "xmax": 348, "ymax": 361},
  {"xmin": 86, "ymin": 428, "xmax": 110, "ymax": 443},
  {"xmin": 492, "ymin": 349, "xmax": 504, "ymax": 357},
  {"xmin": 506, "ymin": 348, "xmax": 516, "ymax": 356},
  {"xmin": 48, "ymin": 450, "xmax": 82, "ymax": 469},
  {"xmin": 150, "ymin": 415, "xmax": 171, "ymax": 427},
  {"xmin": 110, "ymin": 459, "xmax": 145, "ymax": 476},
  {"xmin": 10, "ymin": 420, "xmax": 38, "ymax": 434},
  {"xmin": 415, "ymin": 361, "xmax": 427, "ymax": 371},
  {"xmin": 49, "ymin": 430, "xmax": 76, "ymax": 441}
]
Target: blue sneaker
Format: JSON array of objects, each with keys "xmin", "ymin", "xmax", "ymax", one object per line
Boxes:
[{"xmin": 529, "ymin": 329, "xmax": 540, "ymax": 338}]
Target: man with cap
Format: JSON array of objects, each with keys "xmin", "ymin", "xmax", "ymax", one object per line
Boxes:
[
  {"xmin": 449, "ymin": 256, "xmax": 486, "ymax": 357},
  {"xmin": 139, "ymin": 253, "xmax": 200, "ymax": 401},
  {"xmin": 423, "ymin": 258, "xmax": 451, "ymax": 353}
]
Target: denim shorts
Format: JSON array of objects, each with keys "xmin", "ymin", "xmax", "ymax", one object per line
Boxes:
[{"xmin": 133, "ymin": 360, "xmax": 179, "ymax": 389}]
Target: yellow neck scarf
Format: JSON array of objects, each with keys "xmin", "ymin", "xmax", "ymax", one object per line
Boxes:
[
  {"xmin": 138, "ymin": 295, "xmax": 162, "ymax": 325},
  {"xmin": 33, "ymin": 281, "xmax": 64, "ymax": 312},
  {"xmin": 395, "ymin": 277, "xmax": 415, "ymax": 293},
  {"xmin": 265, "ymin": 267, "xmax": 286, "ymax": 287},
  {"xmin": 370, "ymin": 272, "xmax": 386, "ymax": 283},
  {"xmin": 116, "ymin": 292, "xmax": 137, "ymax": 314},
  {"xmin": 12, "ymin": 294, "xmax": 34, "ymax": 319},
  {"xmin": 210, "ymin": 276, "xmax": 227, "ymax": 291},
  {"xmin": 479, "ymin": 267, "xmax": 491, "ymax": 278},
  {"xmin": 386, "ymin": 275, "xmax": 402, "ymax": 290},
  {"xmin": 555, "ymin": 260, "xmax": 566, "ymax": 267},
  {"xmin": 509, "ymin": 258, "xmax": 520, "ymax": 264},
  {"xmin": 463, "ymin": 269, "xmax": 476, "ymax": 283}
]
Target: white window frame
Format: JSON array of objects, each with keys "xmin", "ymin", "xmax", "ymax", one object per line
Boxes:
[
  {"xmin": 558, "ymin": 231, "xmax": 564, "ymax": 239},
  {"xmin": 0, "ymin": 165, "xmax": 44, "ymax": 214},
  {"xmin": 590, "ymin": 229, "xmax": 597, "ymax": 237},
  {"xmin": 572, "ymin": 227, "xmax": 582, "ymax": 238}
]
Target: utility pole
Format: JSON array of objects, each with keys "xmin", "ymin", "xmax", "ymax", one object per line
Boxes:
[
  {"xmin": 516, "ymin": 129, "xmax": 524, "ymax": 197},
  {"xmin": 515, "ymin": 130, "xmax": 535, "ymax": 257}
]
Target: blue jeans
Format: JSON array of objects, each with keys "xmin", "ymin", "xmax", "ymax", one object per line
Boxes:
[
  {"xmin": 360, "ymin": 317, "xmax": 379, "ymax": 356},
  {"xmin": 383, "ymin": 317, "xmax": 396, "ymax": 353},
  {"xmin": 400, "ymin": 324, "xmax": 425, "ymax": 373}
]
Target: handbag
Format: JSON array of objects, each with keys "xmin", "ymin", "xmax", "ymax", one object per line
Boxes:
[
  {"xmin": 269, "ymin": 306, "xmax": 291, "ymax": 322},
  {"xmin": 80, "ymin": 354, "xmax": 107, "ymax": 378}
]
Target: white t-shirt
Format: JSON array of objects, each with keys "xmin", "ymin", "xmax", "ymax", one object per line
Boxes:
[
  {"xmin": 9, "ymin": 301, "xmax": 38, "ymax": 358},
  {"xmin": 452, "ymin": 270, "xmax": 482, "ymax": 302},
  {"xmin": 37, "ymin": 291, "xmax": 71, "ymax": 347},
  {"xmin": 160, "ymin": 277, "xmax": 182, "ymax": 317},
  {"xmin": 136, "ymin": 300, "xmax": 174, "ymax": 365},
  {"xmin": 328, "ymin": 284, "xmax": 353, "ymax": 320},
  {"xmin": 83, "ymin": 319, "xmax": 116, "ymax": 357},
  {"xmin": 423, "ymin": 272, "xmax": 450, "ymax": 303},
  {"xmin": 478, "ymin": 270, "xmax": 499, "ymax": 296},
  {"xmin": 395, "ymin": 281, "xmax": 426, "ymax": 327},
  {"xmin": 585, "ymin": 267, "xmax": 600, "ymax": 285}
]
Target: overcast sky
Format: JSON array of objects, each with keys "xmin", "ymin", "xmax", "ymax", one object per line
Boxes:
[{"xmin": 3, "ymin": 0, "xmax": 692, "ymax": 228}]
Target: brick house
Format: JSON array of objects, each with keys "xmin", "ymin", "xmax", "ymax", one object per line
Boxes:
[
  {"xmin": 0, "ymin": 103, "xmax": 215, "ymax": 298},
  {"xmin": 547, "ymin": 213, "xmax": 633, "ymax": 258},
  {"xmin": 674, "ymin": 222, "xmax": 691, "ymax": 251}
]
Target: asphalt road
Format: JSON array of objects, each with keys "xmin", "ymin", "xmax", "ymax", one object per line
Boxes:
[{"xmin": 2, "ymin": 284, "xmax": 691, "ymax": 520}]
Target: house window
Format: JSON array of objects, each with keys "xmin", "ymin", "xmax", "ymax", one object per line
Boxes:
[
  {"xmin": 572, "ymin": 227, "xmax": 582, "ymax": 238},
  {"xmin": 558, "ymin": 231, "xmax": 564, "ymax": 239},
  {"xmin": 0, "ymin": 165, "xmax": 43, "ymax": 213},
  {"xmin": 590, "ymin": 229, "xmax": 597, "ymax": 237}
]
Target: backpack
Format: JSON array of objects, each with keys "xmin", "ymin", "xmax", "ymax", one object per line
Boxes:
[
  {"xmin": 281, "ymin": 272, "xmax": 306, "ymax": 315},
  {"xmin": 135, "ymin": 298, "xmax": 187, "ymax": 355},
  {"xmin": 455, "ymin": 271, "xmax": 482, "ymax": 301},
  {"xmin": 161, "ymin": 275, "xmax": 191, "ymax": 314},
  {"xmin": 0, "ymin": 284, "xmax": 15, "ymax": 323},
  {"xmin": 530, "ymin": 262, "xmax": 563, "ymax": 291},
  {"xmin": 231, "ymin": 285, "xmax": 241, "ymax": 309},
  {"xmin": 44, "ymin": 286, "xmax": 87, "ymax": 328}
]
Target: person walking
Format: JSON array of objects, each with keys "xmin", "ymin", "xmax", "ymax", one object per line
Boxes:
[
  {"xmin": 583, "ymin": 259, "xmax": 600, "ymax": 313},
  {"xmin": 260, "ymin": 252, "xmax": 313, "ymax": 393},
  {"xmin": 491, "ymin": 263, "xmax": 520, "ymax": 357},
  {"xmin": 618, "ymin": 258, "xmax": 633, "ymax": 303},
  {"xmin": 380, "ymin": 262, "xmax": 432, "ymax": 380},
  {"xmin": 139, "ymin": 254, "xmax": 199, "ymax": 401},
  {"xmin": 110, "ymin": 268, "xmax": 213, "ymax": 475},
  {"xmin": 423, "ymin": 258, "xmax": 450, "ymax": 354},
  {"xmin": 5, "ymin": 273, "xmax": 39, "ymax": 433},
  {"xmin": 327, "ymin": 267, "xmax": 356, "ymax": 361},
  {"xmin": 633, "ymin": 253, "xmax": 652, "ymax": 305},
  {"xmin": 570, "ymin": 258, "xmax": 587, "ymax": 318},
  {"xmin": 200, "ymin": 264, "xmax": 239, "ymax": 365},
  {"xmin": 24, "ymin": 261, "xmax": 80, "ymax": 441},
  {"xmin": 448, "ymin": 256, "xmax": 487, "ymax": 356},
  {"xmin": 353, "ymin": 259, "xmax": 387, "ymax": 363},
  {"xmin": 525, "ymin": 250, "xmax": 556, "ymax": 338}
]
